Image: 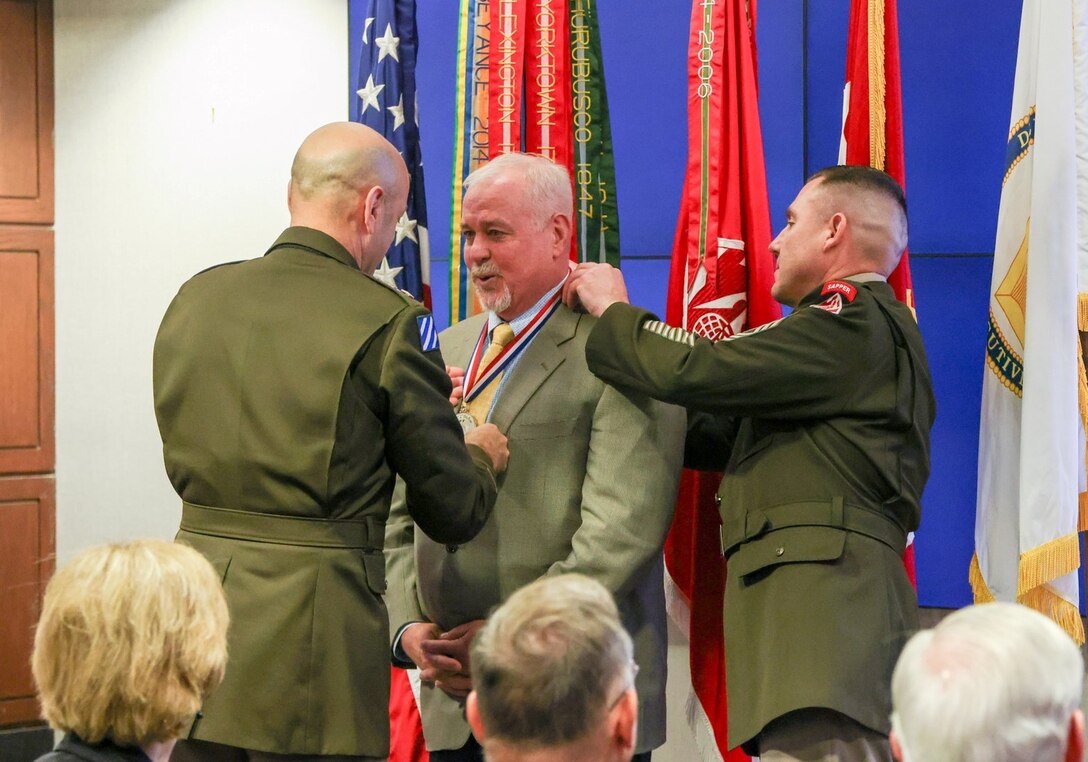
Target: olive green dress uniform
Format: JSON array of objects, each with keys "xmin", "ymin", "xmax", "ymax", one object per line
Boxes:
[
  {"xmin": 153, "ymin": 227, "xmax": 498, "ymax": 758},
  {"xmin": 583, "ymin": 277, "xmax": 935, "ymax": 754}
]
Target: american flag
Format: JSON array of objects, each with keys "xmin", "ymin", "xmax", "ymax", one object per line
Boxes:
[{"xmin": 354, "ymin": 0, "xmax": 431, "ymax": 306}]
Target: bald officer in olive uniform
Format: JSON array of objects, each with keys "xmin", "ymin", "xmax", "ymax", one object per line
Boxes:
[
  {"xmin": 155, "ymin": 122, "xmax": 508, "ymax": 762},
  {"xmin": 564, "ymin": 166, "xmax": 935, "ymax": 762}
]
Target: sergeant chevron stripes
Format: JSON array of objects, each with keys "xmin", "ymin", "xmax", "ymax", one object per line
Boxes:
[
  {"xmin": 645, "ymin": 320, "xmax": 697, "ymax": 346},
  {"xmin": 644, "ymin": 314, "xmax": 787, "ymax": 345},
  {"xmin": 643, "ymin": 296, "xmax": 846, "ymax": 346}
]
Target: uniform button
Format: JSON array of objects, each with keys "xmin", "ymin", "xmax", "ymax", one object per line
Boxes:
[
  {"xmin": 775, "ymin": 547, "xmax": 785, "ymax": 557},
  {"xmin": 714, "ymin": 494, "xmax": 722, "ymax": 506},
  {"xmin": 446, "ymin": 544, "xmax": 459, "ymax": 554}
]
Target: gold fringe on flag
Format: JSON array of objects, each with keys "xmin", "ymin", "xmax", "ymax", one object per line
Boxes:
[
  {"xmin": 1017, "ymin": 532, "xmax": 1081, "ymax": 595},
  {"xmin": 970, "ymin": 553, "xmax": 1085, "ymax": 644},
  {"xmin": 867, "ymin": 0, "xmax": 887, "ymax": 170},
  {"xmin": 1078, "ymin": 292, "xmax": 1088, "ymax": 530},
  {"xmin": 968, "ymin": 553, "xmax": 995, "ymax": 602},
  {"xmin": 1019, "ymin": 585, "xmax": 1086, "ymax": 644}
]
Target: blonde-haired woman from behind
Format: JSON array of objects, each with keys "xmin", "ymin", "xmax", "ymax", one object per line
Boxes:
[{"xmin": 31, "ymin": 539, "xmax": 229, "ymax": 762}]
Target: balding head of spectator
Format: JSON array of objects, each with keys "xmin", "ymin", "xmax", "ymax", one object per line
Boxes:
[
  {"xmin": 891, "ymin": 601, "xmax": 1085, "ymax": 762},
  {"xmin": 466, "ymin": 574, "xmax": 638, "ymax": 762}
]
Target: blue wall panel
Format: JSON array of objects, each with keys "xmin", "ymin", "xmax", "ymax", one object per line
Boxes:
[
  {"xmin": 803, "ymin": 2, "xmax": 850, "ymax": 175},
  {"xmin": 756, "ymin": 5, "xmax": 806, "ymax": 231},
  {"xmin": 597, "ymin": 6, "xmax": 688, "ymax": 257},
  {"xmin": 899, "ymin": 2, "xmax": 1020, "ymax": 254},
  {"xmin": 912, "ymin": 256, "xmax": 993, "ymax": 606},
  {"xmin": 348, "ymin": 2, "xmax": 1033, "ymax": 609}
]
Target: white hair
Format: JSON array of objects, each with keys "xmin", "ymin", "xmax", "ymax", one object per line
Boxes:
[
  {"xmin": 891, "ymin": 602, "xmax": 1082, "ymax": 762},
  {"xmin": 462, "ymin": 152, "xmax": 573, "ymax": 227}
]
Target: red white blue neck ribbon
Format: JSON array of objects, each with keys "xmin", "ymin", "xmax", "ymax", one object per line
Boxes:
[{"xmin": 461, "ymin": 289, "xmax": 563, "ymax": 404}]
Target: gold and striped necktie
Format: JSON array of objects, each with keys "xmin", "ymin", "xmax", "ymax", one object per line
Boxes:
[{"xmin": 462, "ymin": 322, "xmax": 515, "ymax": 423}]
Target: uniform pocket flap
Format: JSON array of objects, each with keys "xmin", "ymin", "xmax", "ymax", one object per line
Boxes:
[
  {"xmin": 728, "ymin": 526, "xmax": 847, "ymax": 579},
  {"xmin": 362, "ymin": 550, "xmax": 387, "ymax": 595}
]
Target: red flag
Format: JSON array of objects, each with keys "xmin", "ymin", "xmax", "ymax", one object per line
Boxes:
[
  {"xmin": 663, "ymin": 1, "xmax": 779, "ymax": 758},
  {"xmin": 388, "ymin": 667, "xmax": 429, "ymax": 762},
  {"xmin": 841, "ymin": 0, "xmax": 910, "ymax": 303},
  {"xmin": 840, "ymin": 0, "xmax": 918, "ymax": 585}
]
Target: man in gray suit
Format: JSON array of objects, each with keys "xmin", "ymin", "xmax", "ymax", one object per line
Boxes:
[{"xmin": 385, "ymin": 152, "xmax": 684, "ymax": 762}]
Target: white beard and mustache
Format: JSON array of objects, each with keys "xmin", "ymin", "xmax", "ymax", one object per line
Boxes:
[{"xmin": 470, "ymin": 263, "xmax": 512, "ymax": 314}]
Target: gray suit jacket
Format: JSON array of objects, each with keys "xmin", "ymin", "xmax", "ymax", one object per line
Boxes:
[{"xmin": 385, "ymin": 305, "xmax": 685, "ymax": 753}]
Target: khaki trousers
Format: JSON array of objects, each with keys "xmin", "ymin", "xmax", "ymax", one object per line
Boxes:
[{"xmin": 758, "ymin": 708, "xmax": 892, "ymax": 762}]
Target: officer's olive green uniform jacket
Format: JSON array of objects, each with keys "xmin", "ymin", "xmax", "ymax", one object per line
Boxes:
[
  {"xmin": 384, "ymin": 306, "xmax": 685, "ymax": 754},
  {"xmin": 153, "ymin": 227, "xmax": 497, "ymax": 758},
  {"xmin": 584, "ymin": 278, "xmax": 935, "ymax": 754}
]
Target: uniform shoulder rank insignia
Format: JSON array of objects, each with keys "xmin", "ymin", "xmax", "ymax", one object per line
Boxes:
[
  {"xmin": 417, "ymin": 315, "xmax": 438, "ymax": 351},
  {"xmin": 820, "ymin": 280, "xmax": 858, "ymax": 302}
]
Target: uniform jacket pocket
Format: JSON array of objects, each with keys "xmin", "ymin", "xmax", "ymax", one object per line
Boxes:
[{"xmin": 729, "ymin": 526, "xmax": 847, "ymax": 580}]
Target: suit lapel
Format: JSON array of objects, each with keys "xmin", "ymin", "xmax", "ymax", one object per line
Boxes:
[
  {"xmin": 489, "ymin": 306, "xmax": 580, "ymax": 431},
  {"xmin": 440, "ymin": 315, "xmax": 488, "ymax": 367}
]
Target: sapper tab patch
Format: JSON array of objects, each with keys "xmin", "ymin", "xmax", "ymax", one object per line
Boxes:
[
  {"xmin": 821, "ymin": 280, "xmax": 858, "ymax": 302},
  {"xmin": 417, "ymin": 315, "xmax": 438, "ymax": 352}
]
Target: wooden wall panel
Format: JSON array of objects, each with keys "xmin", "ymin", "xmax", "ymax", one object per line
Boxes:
[
  {"xmin": 0, "ymin": 476, "xmax": 54, "ymax": 726},
  {"xmin": 0, "ymin": 227, "xmax": 54, "ymax": 475},
  {"xmin": 0, "ymin": 0, "xmax": 54, "ymax": 731},
  {"xmin": 0, "ymin": 0, "xmax": 54, "ymax": 224}
]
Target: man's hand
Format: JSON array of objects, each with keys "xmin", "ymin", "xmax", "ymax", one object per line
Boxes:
[
  {"xmin": 465, "ymin": 423, "xmax": 510, "ymax": 473},
  {"xmin": 433, "ymin": 672, "xmax": 473, "ymax": 700},
  {"xmin": 563, "ymin": 262, "xmax": 630, "ymax": 317},
  {"xmin": 399, "ymin": 622, "xmax": 442, "ymax": 671},
  {"xmin": 404, "ymin": 623, "xmax": 468, "ymax": 697},
  {"xmin": 421, "ymin": 619, "xmax": 487, "ymax": 700},
  {"xmin": 446, "ymin": 365, "xmax": 466, "ymax": 407}
]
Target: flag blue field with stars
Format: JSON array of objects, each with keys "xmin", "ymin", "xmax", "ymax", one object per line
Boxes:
[{"xmin": 353, "ymin": 0, "xmax": 431, "ymax": 307}]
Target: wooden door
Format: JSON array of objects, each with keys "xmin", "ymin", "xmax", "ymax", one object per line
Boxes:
[
  {"xmin": 0, "ymin": 0, "xmax": 55, "ymax": 729},
  {"xmin": 0, "ymin": 0, "xmax": 54, "ymax": 223}
]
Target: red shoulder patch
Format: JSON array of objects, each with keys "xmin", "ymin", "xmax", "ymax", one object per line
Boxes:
[
  {"xmin": 821, "ymin": 280, "xmax": 857, "ymax": 302},
  {"xmin": 812, "ymin": 293, "xmax": 844, "ymax": 314}
]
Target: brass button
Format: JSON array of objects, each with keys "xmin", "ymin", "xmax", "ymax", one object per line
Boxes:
[
  {"xmin": 714, "ymin": 494, "xmax": 722, "ymax": 506},
  {"xmin": 775, "ymin": 547, "xmax": 785, "ymax": 557}
]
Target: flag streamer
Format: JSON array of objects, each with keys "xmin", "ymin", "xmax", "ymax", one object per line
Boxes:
[
  {"xmin": 570, "ymin": 0, "xmax": 619, "ymax": 264},
  {"xmin": 865, "ymin": 0, "xmax": 886, "ymax": 169},
  {"xmin": 449, "ymin": 0, "xmax": 619, "ymax": 324},
  {"xmin": 451, "ymin": 0, "xmax": 490, "ymax": 321}
]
